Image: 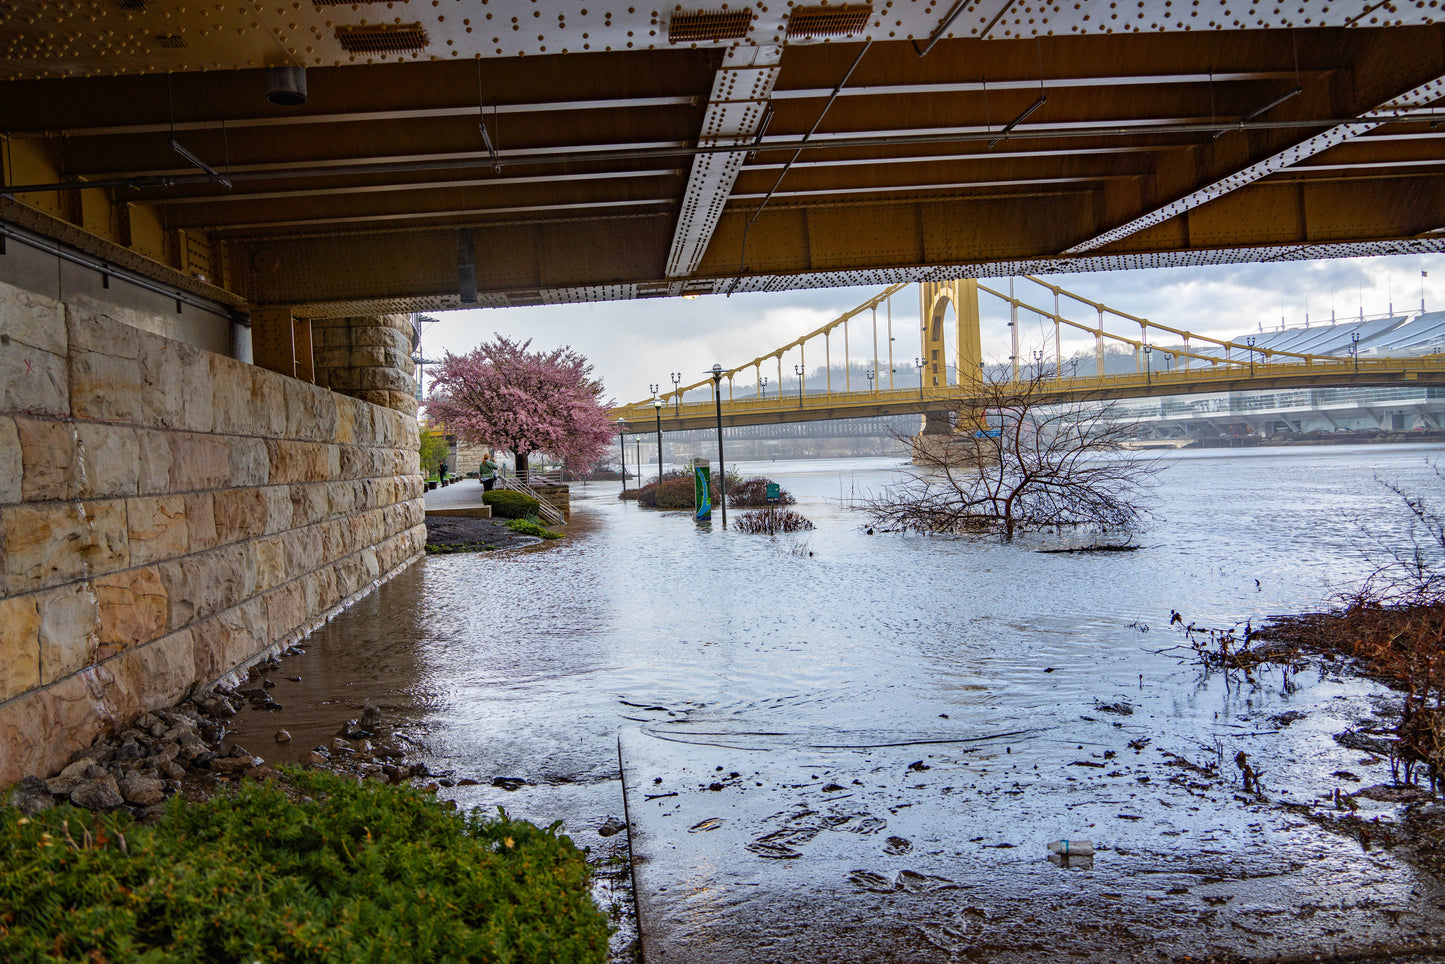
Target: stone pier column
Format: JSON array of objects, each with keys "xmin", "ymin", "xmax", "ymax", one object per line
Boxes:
[{"xmin": 312, "ymin": 314, "xmax": 417, "ymax": 415}]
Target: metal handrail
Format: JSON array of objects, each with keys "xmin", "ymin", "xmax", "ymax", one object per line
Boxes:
[{"xmin": 495, "ymin": 475, "xmax": 564, "ymax": 525}]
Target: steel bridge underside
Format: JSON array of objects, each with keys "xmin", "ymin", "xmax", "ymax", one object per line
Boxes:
[{"xmin": 1, "ymin": 6, "xmax": 1443, "ymax": 319}]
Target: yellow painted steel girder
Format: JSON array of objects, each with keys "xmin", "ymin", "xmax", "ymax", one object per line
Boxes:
[{"xmin": 615, "ymin": 356, "xmax": 1445, "ymax": 433}]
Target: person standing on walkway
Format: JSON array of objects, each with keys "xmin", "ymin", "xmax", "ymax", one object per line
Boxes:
[{"xmin": 479, "ymin": 451, "xmax": 498, "ymax": 491}]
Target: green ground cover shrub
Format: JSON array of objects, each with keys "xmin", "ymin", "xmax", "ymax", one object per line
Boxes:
[
  {"xmin": 506, "ymin": 518, "xmax": 563, "ymax": 539},
  {"xmin": 0, "ymin": 770, "xmax": 608, "ymax": 963},
  {"xmin": 483, "ymin": 490, "xmax": 541, "ymax": 519}
]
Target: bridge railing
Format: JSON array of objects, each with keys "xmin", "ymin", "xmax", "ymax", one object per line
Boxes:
[{"xmin": 616, "ymin": 351, "xmax": 1441, "ymax": 426}]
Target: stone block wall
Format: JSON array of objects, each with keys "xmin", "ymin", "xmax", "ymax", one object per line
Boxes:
[
  {"xmin": 530, "ymin": 484, "xmax": 571, "ymax": 521},
  {"xmin": 0, "ymin": 282, "xmax": 425, "ymax": 786},
  {"xmin": 312, "ymin": 314, "xmax": 417, "ymax": 416}
]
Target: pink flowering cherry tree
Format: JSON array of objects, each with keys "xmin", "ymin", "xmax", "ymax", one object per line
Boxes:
[{"xmin": 424, "ymin": 336, "xmax": 615, "ymax": 480}]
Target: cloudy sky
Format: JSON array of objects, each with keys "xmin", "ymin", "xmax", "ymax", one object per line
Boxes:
[{"xmin": 418, "ymin": 253, "xmax": 1445, "ymax": 407}]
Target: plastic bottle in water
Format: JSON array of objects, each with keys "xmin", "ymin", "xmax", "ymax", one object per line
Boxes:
[{"xmin": 1047, "ymin": 839, "xmax": 1094, "ymax": 857}]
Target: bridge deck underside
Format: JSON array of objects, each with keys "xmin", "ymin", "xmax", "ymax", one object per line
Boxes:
[{"xmin": 1, "ymin": 12, "xmax": 1442, "ymax": 316}]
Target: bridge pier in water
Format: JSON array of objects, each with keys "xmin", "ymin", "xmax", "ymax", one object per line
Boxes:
[
  {"xmin": 915, "ymin": 278, "xmax": 988, "ymax": 456},
  {"xmin": 0, "ymin": 240, "xmax": 426, "ymax": 785}
]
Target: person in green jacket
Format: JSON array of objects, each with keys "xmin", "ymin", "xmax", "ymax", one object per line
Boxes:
[{"xmin": 479, "ymin": 452, "xmax": 498, "ymax": 491}]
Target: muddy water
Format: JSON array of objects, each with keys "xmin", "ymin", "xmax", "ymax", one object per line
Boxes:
[{"xmin": 237, "ymin": 443, "xmax": 1445, "ymax": 960}]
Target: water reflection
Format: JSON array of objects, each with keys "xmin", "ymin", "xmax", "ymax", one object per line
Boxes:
[{"xmin": 248, "ymin": 444, "xmax": 1445, "ymax": 818}]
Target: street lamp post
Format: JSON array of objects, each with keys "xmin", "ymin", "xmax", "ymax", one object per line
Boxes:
[
  {"xmin": 1032, "ymin": 349, "xmax": 1044, "ymax": 378},
  {"xmin": 759, "ymin": 375, "xmax": 768, "ymax": 398},
  {"xmin": 653, "ymin": 398, "xmax": 664, "ymax": 487},
  {"xmin": 794, "ymin": 364, "xmax": 805, "ymax": 407},
  {"xmin": 866, "ymin": 369, "xmax": 875, "ymax": 392},
  {"xmin": 617, "ymin": 419, "xmax": 627, "ymax": 493},
  {"xmin": 1245, "ymin": 337, "xmax": 1256, "ymax": 377},
  {"xmin": 710, "ymin": 364, "xmax": 728, "ymax": 527},
  {"xmin": 916, "ymin": 356, "xmax": 925, "ymax": 397},
  {"xmin": 1143, "ymin": 344, "xmax": 1152, "ymax": 386},
  {"xmin": 670, "ymin": 371, "xmax": 682, "ymax": 413},
  {"xmin": 1351, "ymin": 331, "xmax": 1360, "ymax": 372}
]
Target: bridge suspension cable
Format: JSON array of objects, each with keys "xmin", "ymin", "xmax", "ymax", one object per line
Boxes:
[{"xmin": 618, "ymin": 277, "xmax": 1443, "ymax": 430}]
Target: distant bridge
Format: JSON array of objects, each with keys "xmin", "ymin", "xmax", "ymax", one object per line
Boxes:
[{"xmin": 615, "ymin": 278, "xmax": 1445, "ymax": 434}]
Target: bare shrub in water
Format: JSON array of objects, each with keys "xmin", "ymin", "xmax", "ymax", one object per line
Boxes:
[
  {"xmin": 858, "ymin": 367, "xmax": 1160, "ymax": 541},
  {"xmin": 734, "ymin": 509, "xmax": 815, "ymax": 534},
  {"xmin": 1244, "ymin": 461, "xmax": 1445, "ymax": 788},
  {"xmin": 1353, "ymin": 462, "xmax": 1445, "ymax": 608}
]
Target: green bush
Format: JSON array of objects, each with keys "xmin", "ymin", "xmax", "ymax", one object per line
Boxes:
[
  {"xmin": 728, "ymin": 477, "xmax": 796, "ymax": 508},
  {"xmin": 0, "ymin": 770, "xmax": 608, "ymax": 963},
  {"xmin": 506, "ymin": 518, "xmax": 563, "ymax": 540},
  {"xmin": 639, "ymin": 476, "xmax": 707, "ymax": 509},
  {"xmin": 483, "ymin": 489, "xmax": 540, "ymax": 519}
]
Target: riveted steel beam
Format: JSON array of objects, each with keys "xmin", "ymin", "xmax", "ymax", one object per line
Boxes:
[
  {"xmin": 1064, "ymin": 31, "xmax": 1445, "ymax": 253},
  {"xmin": 666, "ymin": 42, "xmax": 784, "ymax": 280}
]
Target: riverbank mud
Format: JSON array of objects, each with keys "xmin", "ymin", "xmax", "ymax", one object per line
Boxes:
[{"xmin": 620, "ymin": 704, "xmax": 1445, "ymax": 964}]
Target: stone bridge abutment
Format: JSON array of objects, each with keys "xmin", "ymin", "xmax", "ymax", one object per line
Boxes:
[{"xmin": 0, "ymin": 266, "xmax": 424, "ymax": 785}]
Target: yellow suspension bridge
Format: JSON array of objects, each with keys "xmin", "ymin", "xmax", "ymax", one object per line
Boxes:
[{"xmin": 615, "ymin": 278, "xmax": 1445, "ymax": 433}]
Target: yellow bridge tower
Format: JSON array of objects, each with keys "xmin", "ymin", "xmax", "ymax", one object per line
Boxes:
[{"xmin": 919, "ymin": 279, "xmax": 984, "ymax": 436}]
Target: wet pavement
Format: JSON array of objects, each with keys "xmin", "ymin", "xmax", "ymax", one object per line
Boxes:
[{"xmin": 423, "ymin": 478, "xmax": 493, "ymax": 510}]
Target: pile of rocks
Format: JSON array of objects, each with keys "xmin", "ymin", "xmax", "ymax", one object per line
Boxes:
[
  {"xmin": 7, "ymin": 663, "xmax": 428, "ymax": 818},
  {"xmin": 295, "ymin": 699, "xmax": 431, "ymax": 786},
  {"xmin": 8, "ymin": 700, "xmax": 249, "ymax": 818}
]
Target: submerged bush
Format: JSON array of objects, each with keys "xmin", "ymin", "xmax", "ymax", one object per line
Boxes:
[
  {"xmin": 727, "ymin": 477, "xmax": 796, "ymax": 508},
  {"xmin": 635, "ymin": 471, "xmax": 718, "ymax": 510},
  {"xmin": 483, "ymin": 489, "xmax": 541, "ymax": 519},
  {"xmin": 0, "ymin": 770, "xmax": 608, "ymax": 963},
  {"xmin": 733, "ymin": 508, "xmax": 815, "ymax": 534},
  {"xmin": 639, "ymin": 476, "xmax": 709, "ymax": 509}
]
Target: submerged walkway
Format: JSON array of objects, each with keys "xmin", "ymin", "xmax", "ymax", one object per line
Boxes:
[
  {"xmin": 423, "ymin": 479, "xmax": 492, "ymax": 511},
  {"xmin": 621, "ymin": 722, "xmax": 1445, "ymax": 963}
]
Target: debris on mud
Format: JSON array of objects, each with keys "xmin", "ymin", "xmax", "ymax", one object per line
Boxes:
[{"xmin": 1164, "ymin": 593, "xmax": 1445, "ymax": 880}]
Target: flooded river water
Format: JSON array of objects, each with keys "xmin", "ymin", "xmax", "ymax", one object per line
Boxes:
[{"xmin": 243, "ymin": 443, "xmax": 1445, "ymax": 961}]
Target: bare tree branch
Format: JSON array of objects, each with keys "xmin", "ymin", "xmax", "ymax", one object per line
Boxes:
[
  {"xmin": 1349, "ymin": 462, "xmax": 1445, "ymax": 607},
  {"xmin": 857, "ymin": 367, "xmax": 1160, "ymax": 541}
]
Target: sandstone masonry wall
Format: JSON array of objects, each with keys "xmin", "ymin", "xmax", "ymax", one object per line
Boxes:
[{"xmin": 0, "ymin": 282, "xmax": 425, "ymax": 786}]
